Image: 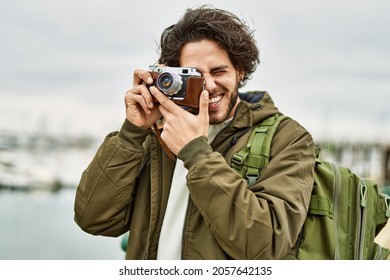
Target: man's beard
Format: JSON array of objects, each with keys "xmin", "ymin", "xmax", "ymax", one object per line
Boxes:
[{"xmin": 209, "ymin": 86, "xmax": 239, "ymax": 125}]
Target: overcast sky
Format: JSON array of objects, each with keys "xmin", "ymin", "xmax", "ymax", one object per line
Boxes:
[{"xmin": 1, "ymin": 0, "xmax": 389, "ymax": 142}]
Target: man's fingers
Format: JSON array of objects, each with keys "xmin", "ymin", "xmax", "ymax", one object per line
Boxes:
[
  {"xmin": 125, "ymin": 90, "xmax": 151, "ymax": 114},
  {"xmin": 198, "ymin": 90, "xmax": 209, "ymax": 126},
  {"xmin": 149, "ymin": 86, "xmax": 176, "ymax": 111},
  {"xmin": 133, "ymin": 69, "xmax": 153, "ymax": 86}
]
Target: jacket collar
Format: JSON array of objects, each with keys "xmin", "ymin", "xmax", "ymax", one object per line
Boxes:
[{"xmin": 231, "ymin": 91, "xmax": 280, "ymax": 130}]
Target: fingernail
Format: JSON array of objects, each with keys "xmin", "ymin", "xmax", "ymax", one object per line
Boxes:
[{"xmin": 149, "ymin": 102, "xmax": 154, "ymax": 108}]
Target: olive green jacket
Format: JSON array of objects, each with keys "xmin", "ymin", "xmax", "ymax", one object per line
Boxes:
[{"xmin": 74, "ymin": 91, "xmax": 316, "ymax": 259}]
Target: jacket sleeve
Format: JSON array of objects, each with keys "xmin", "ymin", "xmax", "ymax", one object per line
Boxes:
[
  {"xmin": 178, "ymin": 118, "xmax": 315, "ymax": 259},
  {"xmin": 74, "ymin": 119, "xmax": 150, "ymax": 237}
]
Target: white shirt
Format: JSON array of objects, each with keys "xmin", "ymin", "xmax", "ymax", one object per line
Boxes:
[{"xmin": 156, "ymin": 119, "xmax": 231, "ymax": 259}]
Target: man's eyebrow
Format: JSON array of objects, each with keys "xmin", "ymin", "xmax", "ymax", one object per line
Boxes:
[{"xmin": 210, "ymin": 65, "xmax": 230, "ymax": 72}]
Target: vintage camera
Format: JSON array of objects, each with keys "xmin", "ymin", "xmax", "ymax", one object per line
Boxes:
[{"xmin": 148, "ymin": 65, "xmax": 205, "ymax": 110}]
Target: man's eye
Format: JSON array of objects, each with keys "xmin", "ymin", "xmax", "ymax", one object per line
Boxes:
[{"xmin": 213, "ymin": 70, "xmax": 227, "ymax": 75}]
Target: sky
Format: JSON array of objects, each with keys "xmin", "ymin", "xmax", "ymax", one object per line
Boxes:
[{"xmin": 1, "ymin": 0, "xmax": 390, "ymax": 143}]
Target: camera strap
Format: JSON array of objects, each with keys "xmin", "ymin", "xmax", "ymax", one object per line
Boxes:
[{"xmin": 153, "ymin": 122, "xmax": 176, "ymax": 160}]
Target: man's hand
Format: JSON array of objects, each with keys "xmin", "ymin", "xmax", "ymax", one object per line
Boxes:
[
  {"xmin": 149, "ymin": 86, "xmax": 209, "ymax": 155},
  {"xmin": 124, "ymin": 69, "xmax": 162, "ymax": 129}
]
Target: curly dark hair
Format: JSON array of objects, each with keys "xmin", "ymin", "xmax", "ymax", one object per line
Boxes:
[{"xmin": 158, "ymin": 5, "xmax": 260, "ymax": 88}]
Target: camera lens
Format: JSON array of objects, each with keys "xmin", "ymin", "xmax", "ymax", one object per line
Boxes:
[{"xmin": 157, "ymin": 72, "xmax": 182, "ymax": 96}]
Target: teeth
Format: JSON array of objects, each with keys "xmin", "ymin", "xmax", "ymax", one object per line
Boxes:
[{"xmin": 209, "ymin": 95, "xmax": 222, "ymax": 105}]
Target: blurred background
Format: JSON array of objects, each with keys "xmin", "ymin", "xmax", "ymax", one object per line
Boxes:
[{"xmin": 0, "ymin": 0, "xmax": 389, "ymax": 259}]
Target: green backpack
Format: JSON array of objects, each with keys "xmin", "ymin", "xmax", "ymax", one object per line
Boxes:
[{"xmin": 231, "ymin": 114, "xmax": 390, "ymax": 260}]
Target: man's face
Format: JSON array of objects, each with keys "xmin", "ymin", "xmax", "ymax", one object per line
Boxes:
[{"xmin": 180, "ymin": 39, "xmax": 243, "ymax": 124}]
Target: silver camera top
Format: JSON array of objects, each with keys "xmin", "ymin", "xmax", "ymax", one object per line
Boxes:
[{"xmin": 149, "ymin": 65, "xmax": 201, "ymax": 77}]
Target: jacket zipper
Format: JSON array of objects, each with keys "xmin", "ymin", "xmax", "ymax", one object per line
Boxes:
[
  {"xmin": 144, "ymin": 135, "xmax": 165, "ymax": 260},
  {"xmin": 181, "ymin": 196, "xmax": 193, "ymax": 259},
  {"xmin": 330, "ymin": 162, "xmax": 341, "ymax": 259},
  {"xmin": 355, "ymin": 178, "xmax": 367, "ymax": 259}
]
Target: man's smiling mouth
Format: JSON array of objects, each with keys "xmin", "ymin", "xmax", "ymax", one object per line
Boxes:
[{"xmin": 209, "ymin": 94, "xmax": 223, "ymax": 108}]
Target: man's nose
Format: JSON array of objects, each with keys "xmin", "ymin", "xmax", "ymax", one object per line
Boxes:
[{"xmin": 203, "ymin": 75, "xmax": 217, "ymax": 92}]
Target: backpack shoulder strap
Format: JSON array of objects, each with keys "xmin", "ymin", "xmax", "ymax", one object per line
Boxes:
[{"xmin": 231, "ymin": 114, "xmax": 288, "ymax": 186}]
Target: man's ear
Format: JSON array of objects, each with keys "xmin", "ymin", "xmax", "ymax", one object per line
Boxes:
[{"xmin": 238, "ymin": 70, "xmax": 245, "ymax": 81}]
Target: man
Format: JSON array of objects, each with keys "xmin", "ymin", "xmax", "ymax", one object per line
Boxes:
[{"xmin": 74, "ymin": 6, "xmax": 316, "ymax": 260}]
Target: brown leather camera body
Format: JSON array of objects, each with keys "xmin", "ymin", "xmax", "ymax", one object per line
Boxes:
[{"xmin": 149, "ymin": 71, "xmax": 205, "ymax": 110}]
